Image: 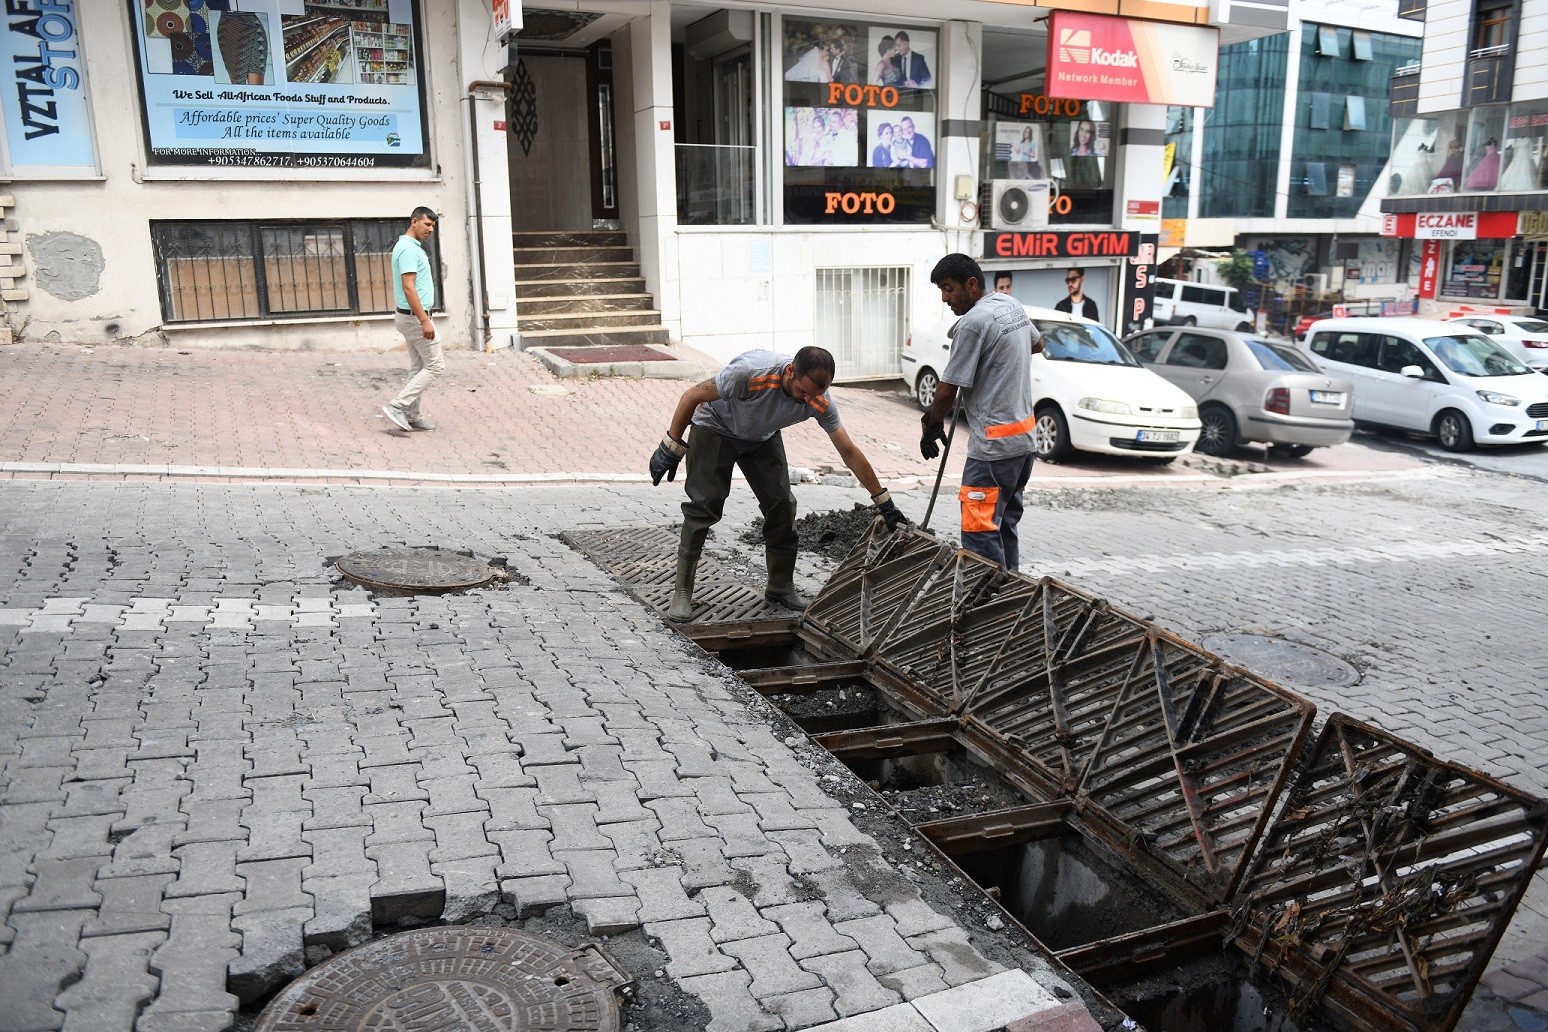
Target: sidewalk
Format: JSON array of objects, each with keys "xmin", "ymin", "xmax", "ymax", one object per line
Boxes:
[{"xmin": 0, "ymin": 342, "xmax": 1426, "ymax": 489}]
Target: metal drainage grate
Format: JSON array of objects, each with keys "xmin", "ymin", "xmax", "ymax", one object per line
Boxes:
[
  {"xmin": 253, "ymin": 927, "xmax": 632, "ymax": 1031},
  {"xmin": 563, "ymin": 527, "xmax": 796, "ymax": 640},
  {"xmin": 1202, "ymin": 633, "xmax": 1362, "ymax": 689},
  {"xmin": 335, "ymin": 547, "xmax": 499, "ymax": 594}
]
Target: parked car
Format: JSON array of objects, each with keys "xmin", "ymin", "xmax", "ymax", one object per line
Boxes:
[
  {"xmin": 1152, "ymin": 278, "xmax": 1254, "ymax": 331},
  {"xmin": 1123, "ymin": 327, "xmax": 1354, "ymax": 458},
  {"xmin": 1301, "ymin": 317, "xmax": 1548, "ymax": 451},
  {"xmin": 1293, "ymin": 312, "xmax": 1331, "ymax": 341},
  {"xmin": 902, "ymin": 304, "xmax": 1201, "ymax": 462},
  {"xmin": 1446, "ymin": 315, "xmax": 1548, "ymax": 373}
]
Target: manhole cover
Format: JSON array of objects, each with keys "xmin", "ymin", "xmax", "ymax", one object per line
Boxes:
[
  {"xmin": 253, "ymin": 927, "xmax": 629, "ymax": 1031},
  {"xmin": 1201, "ymin": 633, "xmax": 1361, "ymax": 689},
  {"xmin": 336, "ymin": 547, "xmax": 497, "ymax": 593}
]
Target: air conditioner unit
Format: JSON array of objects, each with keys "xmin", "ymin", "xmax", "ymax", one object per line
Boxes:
[
  {"xmin": 990, "ymin": 179, "xmax": 1049, "ymax": 232},
  {"xmin": 1303, "ymin": 273, "xmax": 1329, "ymax": 294},
  {"xmin": 686, "ymin": 10, "xmax": 754, "ymax": 60}
]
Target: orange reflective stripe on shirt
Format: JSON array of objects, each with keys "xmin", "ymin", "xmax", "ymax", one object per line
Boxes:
[{"xmin": 984, "ymin": 414, "xmax": 1035, "ymax": 440}]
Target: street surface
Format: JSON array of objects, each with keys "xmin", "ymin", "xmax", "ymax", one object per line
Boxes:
[{"xmin": 2, "ymin": 341, "xmax": 1547, "ymax": 1031}]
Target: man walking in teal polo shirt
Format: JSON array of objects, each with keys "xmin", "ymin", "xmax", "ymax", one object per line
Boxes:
[{"xmin": 382, "ymin": 207, "xmax": 442, "ymax": 432}]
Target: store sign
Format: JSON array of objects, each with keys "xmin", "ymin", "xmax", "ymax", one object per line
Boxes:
[
  {"xmin": 1520, "ymin": 211, "xmax": 1548, "ymax": 239},
  {"xmin": 1417, "ymin": 240, "xmax": 1440, "ymax": 299},
  {"xmin": 127, "ymin": 0, "xmax": 431, "ymax": 169},
  {"xmin": 1045, "ymin": 12, "xmax": 1218, "ymax": 109},
  {"xmin": 1125, "ymin": 199, "xmax": 1159, "ymax": 220},
  {"xmin": 1414, "ymin": 212, "xmax": 1478, "ymax": 240},
  {"xmin": 1014, "ymin": 94, "xmax": 1085, "ymax": 118},
  {"xmin": 1120, "ymin": 235, "xmax": 1159, "ymax": 335},
  {"xmin": 3, "ymin": 0, "xmax": 96, "ymax": 171},
  {"xmin": 986, "ymin": 230, "xmax": 1144, "ymax": 259},
  {"xmin": 492, "ymin": 0, "xmax": 521, "ymax": 38}
]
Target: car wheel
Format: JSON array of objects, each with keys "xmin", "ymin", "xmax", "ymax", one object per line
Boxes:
[
  {"xmin": 1273, "ymin": 444, "xmax": 1314, "ymax": 459},
  {"xmin": 1235, "ymin": 322, "xmax": 1253, "ymax": 332},
  {"xmin": 1033, "ymin": 405, "xmax": 1074, "ymax": 463},
  {"xmin": 1196, "ymin": 405, "xmax": 1238, "ymax": 457},
  {"xmin": 914, "ymin": 368, "xmax": 939, "ymax": 411},
  {"xmin": 1180, "ymin": 316, "xmax": 1197, "ymax": 327},
  {"xmin": 1436, "ymin": 409, "xmax": 1475, "ymax": 452}
]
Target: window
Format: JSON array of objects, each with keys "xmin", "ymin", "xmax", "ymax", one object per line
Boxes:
[
  {"xmin": 1474, "ymin": 0, "xmax": 1512, "ymax": 50},
  {"xmin": 781, "ymin": 17, "xmax": 936, "ymax": 225},
  {"xmin": 1180, "ymin": 285, "xmax": 1220, "ymax": 305},
  {"xmin": 1344, "ymin": 96, "xmax": 1367, "ymax": 131},
  {"xmin": 1310, "ymin": 93, "xmax": 1332, "ymax": 129},
  {"xmin": 1352, "ymin": 32, "xmax": 1374, "ymax": 61},
  {"xmin": 1317, "ymin": 26, "xmax": 1342, "ymax": 57},
  {"xmin": 151, "ymin": 220, "xmax": 439, "ymax": 324},
  {"xmin": 1249, "ymin": 340, "xmax": 1318, "ymax": 371},
  {"xmin": 814, "ymin": 266, "xmax": 909, "ymax": 380},
  {"xmin": 1305, "ymin": 162, "xmax": 1329, "ymax": 195},
  {"xmin": 1317, "ymin": 331, "xmax": 1380, "ymax": 367},
  {"xmin": 1167, "ymin": 333, "xmax": 1229, "ymax": 370},
  {"xmin": 1377, "ymin": 336, "xmax": 1431, "ymax": 374},
  {"xmin": 1127, "ymin": 331, "xmax": 1173, "ymax": 362}
]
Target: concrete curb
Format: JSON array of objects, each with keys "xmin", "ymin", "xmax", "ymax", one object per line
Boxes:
[{"xmin": 526, "ymin": 345, "xmax": 715, "ymax": 381}]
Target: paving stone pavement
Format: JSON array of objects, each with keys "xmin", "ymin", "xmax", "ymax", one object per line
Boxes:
[
  {"xmin": 0, "ymin": 481, "xmax": 1097, "ymax": 1032},
  {"xmin": 1, "ymin": 470, "xmax": 1546, "ymax": 1031}
]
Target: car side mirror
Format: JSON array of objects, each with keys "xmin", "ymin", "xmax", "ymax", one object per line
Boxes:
[{"xmin": 1401, "ymin": 364, "xmax": 1424, "ymax": 379}]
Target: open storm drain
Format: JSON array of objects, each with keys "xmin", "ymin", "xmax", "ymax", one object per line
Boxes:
[
  {"xmin": 335, "ymin": 547, "xmax": 500, "ymax": 594},
  {"xmin": 253, "ymin": 927, "xmax": 631, "ymax": 1031},
  {"xmin": 1201, "ymin": 632, "xmax": 1361, "ymax": 688}
]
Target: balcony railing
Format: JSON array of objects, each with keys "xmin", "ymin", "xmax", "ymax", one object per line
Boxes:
[
  {"xmin": 675, "ymin": 144, "xmax": 756, "ymax": 226},
  {"xmin": 1466, "ymin": 44, "xmax": 1514, "ymax": 106},
  {"xmin": 1389, "ymin": 65, "xmax": 1420, "ymax": 117}
]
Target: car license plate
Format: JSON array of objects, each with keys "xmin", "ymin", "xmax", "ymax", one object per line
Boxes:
[
  {"xmin": 1137, "ymin": 430, "xmax": 1180, "ymax": 443},
  {"xmin": 1537, "ymin": 419, "xmax": 1548, "ymax": 431},
  {"xmin": 1310, "ymin": 390, "xmax": 1344, "ymax": 404}
]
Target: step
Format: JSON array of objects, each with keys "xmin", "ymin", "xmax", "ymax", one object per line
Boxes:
[
  {"xmin": 512, "ymin": 230, "xmax": 626, "ymax": 248},
  {"xmin": 514, "ymin": 277, "xmax": 647, "ymax": 298},
  {"xmin": 520, "ymin": 324, "xmax": 670, "ymax": 349},
  {"xmin": 512, "ymin": 262, "xmax": 640, "ymax": 282},
  {"xmin": 527, "ymin": 341, "xmax": 713, "ymax": 381},
  {"xmin": 513, "ymin": 246, "xmax": 635, "ymax": 265},
  {"xmin": 517, "ymin": 309, "xmax": 663, "ymax": 332},
  {"xmin": 515, "ymin": 293, "xmax": 655, "ymax": 315}
]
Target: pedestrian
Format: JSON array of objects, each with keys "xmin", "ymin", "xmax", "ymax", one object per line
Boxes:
[
  {"xmin": 649, "ymin": 347, "xmax": 910, "ymax": 622},
  {"xmin": 994, "ymin": 272, "xmax": 1013, "ymax": 295},
  {"xmin": 1054, "ymin": 267, "xmax": 1099, "ymax": 321},
  {"xmin": 381, "ymin": 207, "xmax": 442, "ymax": 432},
  {"xmin": 920, "ymin": 254, "xmax": 1041, "ymax": 571}
]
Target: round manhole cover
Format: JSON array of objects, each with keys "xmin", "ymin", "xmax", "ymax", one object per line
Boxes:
[
  {"xmin": 254, "ymin": 927, "xmax": 626, "ymax": 1031},
  {"xmin": 336, "ymin": 547, "xmax": 496, "ymax": 593},
  {"xmin": 1201, "ymin": 633, "xmax": 1361, "ymax": 689}
]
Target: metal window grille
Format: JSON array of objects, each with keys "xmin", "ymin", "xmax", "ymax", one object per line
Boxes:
[
  {"xmin": 814, "ymin": 266, "xmax": 909, "ymax": 382},
  {"xmin": 150, "ymin": 219, "xmax": 441, "ymax": 324}
]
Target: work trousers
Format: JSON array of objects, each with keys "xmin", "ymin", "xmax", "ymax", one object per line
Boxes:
[
  {"xmin": 959, "ymin": 453, "xmax": 1034, "ymax": 571},
  {"xmin": 388, "ymin": 312, "xmax": 444, "ymax": 419},
  {"xmin": 679, "ymin": 426, "xmax": 798, "ymax": 557}
]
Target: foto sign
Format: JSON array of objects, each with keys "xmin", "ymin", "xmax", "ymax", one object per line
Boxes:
[
  {"xmin": 1414, "ymin": 213, "xmax": 1478, "ymax": 239},
  {"xmin": 1045, "ymin": 11, "xmax": 1219, "ymax": 109}
]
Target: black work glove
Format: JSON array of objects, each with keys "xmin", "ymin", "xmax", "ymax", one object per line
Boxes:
[
  {"xmin": 650, "ymin": 434, "xmax": 687, "ymax": 485},
  {"xmin": 873, "ymin": 490, "xmax": 911, "ymax": 533},
  {"xmin": 920, "ymin": 414, "xmax": 947, "ymax": 460}
]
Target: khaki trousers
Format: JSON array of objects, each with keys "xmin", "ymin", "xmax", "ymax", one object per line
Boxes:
[{"xmin": 389, "ymin": 312, "xmax": 444, "ymax": 418}]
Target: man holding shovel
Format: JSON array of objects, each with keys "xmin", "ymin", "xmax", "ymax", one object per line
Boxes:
[{"xmin": 920, "ymin": 254, "xmax": 1041, "ymax": 570}]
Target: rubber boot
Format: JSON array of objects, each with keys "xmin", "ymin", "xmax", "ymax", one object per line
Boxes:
[
  {"xmin": 668, "ymin": 547, "xmax": 699, "ymax": 622},
  {"xmin": 764, "ymin": 547, "xmax": 808, "ymax": 611}
]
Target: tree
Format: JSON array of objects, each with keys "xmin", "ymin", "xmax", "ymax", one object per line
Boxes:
[{"xmin": 1214, "ymin": 249, "xmax": 1256, "ymax": 292}]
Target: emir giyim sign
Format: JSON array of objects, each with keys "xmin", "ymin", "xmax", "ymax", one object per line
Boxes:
[
  {"xmin": 1045, "ymin": 11, "xmax": 1218, "ymax": 109},
  {"xmin": 3, "ymin": 0, "xmax": 97, "ymax": 173},
  {"xmin": 127, "ymin": 0, "xmax": 431, "ymax": 169}
]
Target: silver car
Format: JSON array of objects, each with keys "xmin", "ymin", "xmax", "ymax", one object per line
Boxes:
[{"xmin": 1122, "ymin": 327, "xmax": 1355, "ymax": 458}]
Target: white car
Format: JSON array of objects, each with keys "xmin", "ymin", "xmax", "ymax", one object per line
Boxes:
[
  {"xmin": 1446, "ymin": 315, "xmax": 1548, "ymax": 373},
  {"xmin": 901, "ymin": 304, "xmax": 1202, "ymax": 462},
  {"xmin": 1303, "ymin": 317, "xmax": 1548, "ymax": 451}
]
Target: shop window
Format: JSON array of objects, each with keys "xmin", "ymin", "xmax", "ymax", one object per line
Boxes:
[
  {"xmin": 1352, "ymin": 32, "xmax": 1374, "ymax": 61},
  {"xmin": 151, "ymin": 220, "xmax": 439, "ymax": 323},
  {"xmin": 1501, "ymin": 100, "xmax": 1548, "ymax": 192},
  {"xmin": 979, "ymin": 95, "xmax": 1116, "ymax": 225},
  {"xmin": 1444, "ymin": 239, "xmax": 1507, "ymax": 300},
  {"xmin": 814, "ymin": 267, "xmax": 909, "ymax": 380},
  {"xmin": 780, "ymin": 17, "xmax": 936, "ymax": 225},
  {"xmin": 1344, "ymin": 96, "xmax": 1367, "ymax": 131}
]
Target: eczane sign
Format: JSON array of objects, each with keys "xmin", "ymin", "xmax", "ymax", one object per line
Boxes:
[{"xmin": 1414, "ymin": 213, "xmax": 1478, "ymax": 240}]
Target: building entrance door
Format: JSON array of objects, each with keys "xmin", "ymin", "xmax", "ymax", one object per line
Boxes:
[{"xmin": 507, "ymin": 53, "xmax": 614, "ymax": 231}]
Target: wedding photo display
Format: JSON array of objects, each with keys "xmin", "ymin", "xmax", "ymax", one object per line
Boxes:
[{"xmin": 781, "ymin": 19, "xmax": 936, "ymax": 169}]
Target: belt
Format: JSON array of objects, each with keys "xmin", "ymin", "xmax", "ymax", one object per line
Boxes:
[{"xmin": 396, "ymin": 308, "xmax": 413, "ymax": 315}]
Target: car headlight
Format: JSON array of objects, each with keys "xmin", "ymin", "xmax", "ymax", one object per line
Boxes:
[
  {"xmin": 1078, "ymin": 397, "xmax": 1132, "ymax": 415},
  {"xmin": 1476, "ymin": 390, "xmax": 1520, "ymax": 407},
  {"xmin": 1180, "ymin": 404, "xmax": 1198, "ymax": 419}
]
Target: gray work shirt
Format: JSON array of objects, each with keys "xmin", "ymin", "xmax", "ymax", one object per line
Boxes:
[
  {"xmin": 692, "ymin": 350, "xmax": 842, "ymax": 447},
  {"xmin": 941, "ymin": 293, "xmax": 1038, "ymax": 461}
]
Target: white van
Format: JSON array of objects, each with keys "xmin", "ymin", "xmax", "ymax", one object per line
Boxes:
[
  {"xmin": 1153, "ymin": 278, "xmax": 1254, "ymax": 331},
  {"xmin": 1302, "ymin": 317, "xmax": 1548, "ymax": 451}
]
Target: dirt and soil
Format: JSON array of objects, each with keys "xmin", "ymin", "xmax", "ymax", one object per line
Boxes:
[{"xmin": 741, "ymin": 504, "xmax": 879, "ymax": 561}]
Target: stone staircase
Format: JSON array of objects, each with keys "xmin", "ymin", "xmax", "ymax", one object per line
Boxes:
[{"xmin": 512, "ymin": 231, "xmax": 670, "ymax": 351}]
